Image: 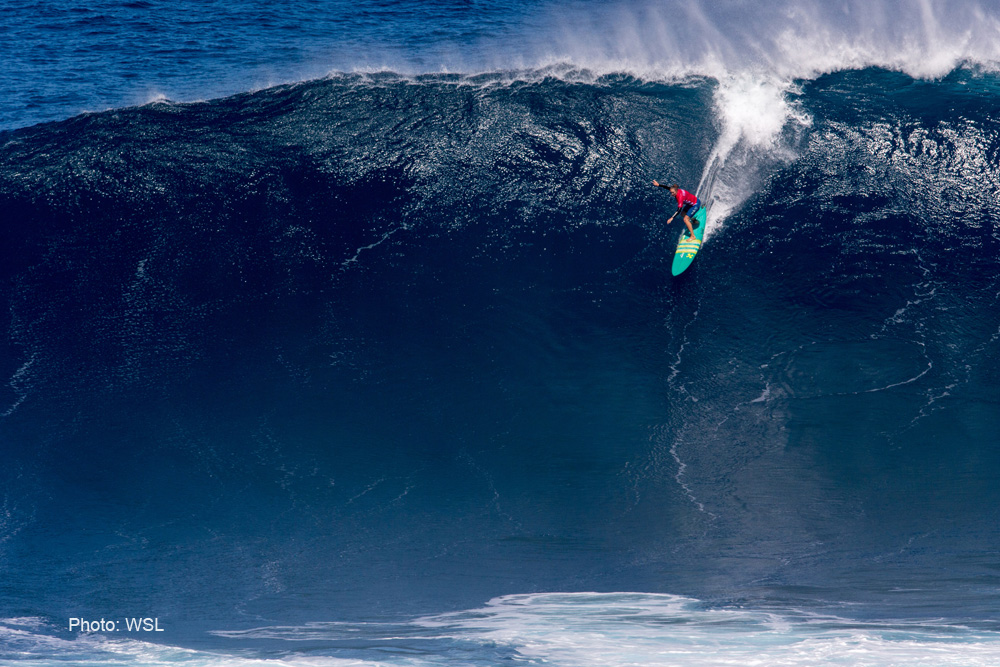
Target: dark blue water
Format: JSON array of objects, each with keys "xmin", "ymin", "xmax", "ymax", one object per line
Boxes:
[{"xmin": 2, "ymin": 1, "xmax": 1000, "ymax": 664}]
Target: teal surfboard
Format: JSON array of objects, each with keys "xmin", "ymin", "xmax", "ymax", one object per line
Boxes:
[{"xmin": 671, "ymin": 206, "xmax": 707, "ymax": 276}]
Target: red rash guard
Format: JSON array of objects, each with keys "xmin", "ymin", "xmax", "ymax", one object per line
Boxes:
[{"xmin": 673, "ymin": 188, "xmax": 698, "ymax": 209}]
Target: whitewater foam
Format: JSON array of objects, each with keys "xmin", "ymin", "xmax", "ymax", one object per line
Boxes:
[
  {"xmin": 204, "ymin": 593, "xmax": 1000, "ymax": 666},
  {"xmin": 414, "ymin": 593, "xmax": 1000, "ymax": 667}
]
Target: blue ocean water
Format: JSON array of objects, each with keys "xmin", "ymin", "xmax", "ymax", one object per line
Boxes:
[{"xmin": 2, "ymin": 0, "xmax": 1000, "ymax": 665}]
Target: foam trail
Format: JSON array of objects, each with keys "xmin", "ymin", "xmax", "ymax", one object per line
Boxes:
[{"xmin": 696, "ymin": 75, "xmax": 811, "ymax": 236}]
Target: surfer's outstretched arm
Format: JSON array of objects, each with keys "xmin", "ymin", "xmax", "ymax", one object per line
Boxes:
[{"xmin": 654, "ymin": 180, "xmax": 678, "ymax": 224}]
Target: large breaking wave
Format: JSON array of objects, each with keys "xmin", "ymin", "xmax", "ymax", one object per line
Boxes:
[{"xmin": 2, "ymin": 1, "xmax": 1000, "ymax": 658}]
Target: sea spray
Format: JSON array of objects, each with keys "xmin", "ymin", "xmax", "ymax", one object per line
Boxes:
[
  {"xmin": 695, "ymin": 74, "xmax": 811, "ymax": 235},
  {"xmin": 534, "ymin": 0, "xmax": 1000, "ymax": 81}
]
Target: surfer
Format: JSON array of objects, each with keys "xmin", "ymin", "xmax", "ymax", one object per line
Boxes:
[{"xmin": 653, "ymin": 180, "xmax": 701, "ymax": 239}]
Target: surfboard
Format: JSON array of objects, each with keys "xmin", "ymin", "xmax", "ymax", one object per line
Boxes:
[{"xmin": 671, "ymin": 206, "xmax": 707, "ymax": 276}]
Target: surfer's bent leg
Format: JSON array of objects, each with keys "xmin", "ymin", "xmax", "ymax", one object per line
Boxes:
[
  {"xmin": 680, "ymin": 203, "xmax": 696, "ymax": 237},
  {"xmin": 688, "ymin": 202, "xmax": 701, "ymax": 228}
]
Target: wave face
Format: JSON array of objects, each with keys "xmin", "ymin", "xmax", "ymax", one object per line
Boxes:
[{"xmin": 2, "ymin": 1, "xmax": 1000, "ymax": 663}]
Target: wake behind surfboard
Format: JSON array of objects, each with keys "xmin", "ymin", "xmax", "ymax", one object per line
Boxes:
[{"xmin": 671, "ymin": 206, "xmax": 707, "ymax": 276}]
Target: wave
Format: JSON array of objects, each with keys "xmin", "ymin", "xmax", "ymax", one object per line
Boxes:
[
  {"xmin": 1, "ymin": 62, "xmax": 999, "ymax": 647},
  {"xmin": 1, "ymin": 67, "xmax": 997, "ymax": 433}
]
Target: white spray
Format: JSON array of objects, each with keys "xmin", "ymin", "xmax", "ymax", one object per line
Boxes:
[{"xmin": 695, "ymin": 75, "xmax": 811, "ymax": 236}]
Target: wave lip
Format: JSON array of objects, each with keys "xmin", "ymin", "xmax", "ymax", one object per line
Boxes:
[
  {"xmin": 534, "ymin": 0, "xmax": 1000, "ymax": 82},
  {"xmin": 6, "ymin": 0, "xmax": 1000, "ymax": 130}
]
